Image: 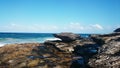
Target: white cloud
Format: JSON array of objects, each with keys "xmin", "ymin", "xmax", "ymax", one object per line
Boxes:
[
  {"xmin": 69, "ymin": 22, "xmax": 84, "ymax": 30},
  {"xmin": 11, "ymin": 23, "xmax": 16, "ymax": 26},
  {"xmin": 92, "ymin": 24, "xmax": 103, "ymax": 30},
  {"xmin": 0, "ymin": 22, "xmax": 106, "ymax": 33},
  {"xmin": 61, "ymin": 23, "xmax": 104, "ymax": 33},
  {"xmin": 63, "ymin": 22, "xmax": 84, "ymax": 31},
  {"xmin": 1, "ymin": 23, "xmax": 59, "ymax": 32}
]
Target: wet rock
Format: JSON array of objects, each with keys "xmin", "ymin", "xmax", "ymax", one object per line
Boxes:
[
  {"xmin": 70, "ymin": 57, "xmax": 85, "ymax": 68},
  {"xmin": 53, "ymin": 32, "xmax": 81, "ymax": 42},
  {"xmin": 73, "ymin": 44, "xmax": 98, "ymax": 57},
  {"xmin": 27, "ymin": 55, "xmax": 45, "ymax": 60}
]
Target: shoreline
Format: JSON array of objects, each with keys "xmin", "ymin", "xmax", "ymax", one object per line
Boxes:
[
  {"xmin": 0, "ymin": 32, "xmax": 120, "ymax": 68},
  {"xmin": 0, "ymin": 37, "xmax": 61, "ymax": 47}
]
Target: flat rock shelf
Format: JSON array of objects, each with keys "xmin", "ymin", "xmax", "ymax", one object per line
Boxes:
[{"xmin": 0, "ymin": 28, "xmax": 120, "ymax": 68}]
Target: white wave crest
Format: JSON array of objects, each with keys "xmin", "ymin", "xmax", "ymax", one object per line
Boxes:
[
  {"xmin": 0, "ymin": 43, "xmax": 6, "ymax": 47},
  {"xmin": 45, "ymin": 38, "xmax": 61, "ymax": 41}
]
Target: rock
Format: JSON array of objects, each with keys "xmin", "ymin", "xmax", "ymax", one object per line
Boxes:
[
  {"xmin": 99, "ymin": 32, "xmax": 120, "ymax": 37},
  {"xmin": 70, "ymin": 57, "xmax": 85, "ymax": 68},
  {"xmin": 90, "ymin": 32, "xmax": 120, "ymax": 44},
  {"xmin": 8, "ymin": 60, "xmax": 14, "ymax": 64},
  {"xmin": 16, "ymin": 62, "xmax": 27, "ymax": 68},
  {"xmin": 53, "ymin": 32, "xmax": 81, "ymax": 42},
  {"xmin": 1, "ymin": 32, "xmax": 120, "ymax": 68},
  {"xmin": 88, "ymin": 36, "xmax": 120, "ymax": 68},
  {"xmin": 73, "ymin": 44, "xmax": 98, "ymax": 57},
  {"xmin": 45, "ymin": 33, "xmax": 99, "ymax": 68},
  {"xmin": 114, "ymin": 28, "xmax": 120, "ymax": 32},
  {"xmin": 27, "ymin": 59, "xmax": 39, "ymax": 67},
  {"xmin": 90, "ymin": 34, "xmax": 105, "ymax": 45},
  {"xmin": 115, "ymin": 37, "xmax": 120, "ymax": 41},
  {"xmin": 31, "ymin": 43, "xmax": 72, "ymax": 68},
  {"xmin": 44, "ymin": 40, "xmax": 74, "ymax": 53}
]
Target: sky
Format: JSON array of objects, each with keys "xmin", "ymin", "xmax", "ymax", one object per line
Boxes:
[{"xmin": 0, "ymin": 0, "xmax": 120, "ymax": 33}]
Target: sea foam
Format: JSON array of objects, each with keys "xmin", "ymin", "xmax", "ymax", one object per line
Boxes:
[
  {"xmin": 45, "ymin": 38, "xmax": 61, "ymax": 41},
  {"xmin": 0, "ymin": 43, "xmax": 6, "ymax": 47}
]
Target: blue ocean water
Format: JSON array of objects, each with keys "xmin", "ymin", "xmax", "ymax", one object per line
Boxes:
[{"xmin": 0, "ymin": 33, "xmax": 89, "ymax": 46}]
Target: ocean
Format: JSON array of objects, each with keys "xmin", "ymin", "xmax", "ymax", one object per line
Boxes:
[{"xmin": 0, "ymin": 33, "xmax": 89, "ymax": 47}]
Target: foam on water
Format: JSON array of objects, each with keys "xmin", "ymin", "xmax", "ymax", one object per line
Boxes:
[
  {"xmin": 45, "ymin": 38, "xmax": 61, "ymax": 41},
  {"xmin": 0, "ymin": 33, "xmax": 90, "ymax": 45},
  {"xmin": 0, "ymin": 43, "xmax": 6, "ymax": 47}
]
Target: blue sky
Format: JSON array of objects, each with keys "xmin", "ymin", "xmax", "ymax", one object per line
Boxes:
[{"xmin": 0, "ymin": 0, "xmax": 120, "ymax": 33}]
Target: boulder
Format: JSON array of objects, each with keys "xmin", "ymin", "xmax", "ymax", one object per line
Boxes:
[
  {"xmin": 44, "ymin": 40, "xmax": 74, "ymax": 53},
  {"xmin": 88, "ymin": 36, "xmax": 120, "ymax": 68},
  {"xmin": 90, "ymin": 34, "xmax": 105, "ymax": 45},
  {"xmin": 114, "ymin": 28, "xmax": 120, "ymax": 32},
  {"xmin": 70, "ymin": 57, "xmax": 85, "ymax": 68},
  {"xmin": 44, "ymin": 37, "xmax": 96, "ymax": 53},
  {"xmin": 53, "ymin": 32, "xmax": 81, "ymax": 42}
]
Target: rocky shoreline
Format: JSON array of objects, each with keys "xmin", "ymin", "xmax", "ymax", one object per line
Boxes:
[{"xmin": 0, "ymin": 29, "xmax": 120, "ymax": 68}]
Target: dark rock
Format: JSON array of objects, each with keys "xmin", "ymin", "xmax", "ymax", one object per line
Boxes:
[
  {"xmin": 114, "ymin": 28, "xmax": 120, "ymax": 32},
  {"xmin": 53, "ymin": 32, "xmax": 81, "ymax": 42},
  {"xmin": 99, "ymin": 32, "xmax": 120, "ymax": 37},
  {"xmin": 45, "ymin": 37, "xmax": 97, "ymax": 54},
  {"xmin": 70, "ymin": 57, "xmax": 85, "ymax": 68},
  {"xmin": 90, "ymin": 34, "xmax": 105, "ymax": 45},
  {"xmin": 88, "ymin": 36, "xmax": 120, "ymax": 68},
  {"xmin": 27, "ymin": 55, "xmax": 45, "ymax": 59},
  {"xmin": 45, "ymin": 40, "xmax": 74, "ymax": 53},
  {"xmin": 114, "ymin": 37, "xmax": 120, "ymax": 41},
  {"xmin": 73, "ymin": 44, "xmax": 98, "ymax": 57},
  {"xmin": 30, "ymin": 44, "xmax": 73, "ymax": 68},
  {"xmin": 91, "ymin": 33, "xmax": 120, "ymax": 43}
]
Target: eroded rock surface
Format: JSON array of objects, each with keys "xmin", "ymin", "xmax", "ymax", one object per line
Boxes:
[
  {"xmin": 0, "ymin": 43, "xmax": 72, "ymax": 68},
  {"xmin": 0, "ymin": 32, "xmax": 120, "ymax": 68},
  {"xmin": 88, "ymin": 33, "xmax": 120, "ymax": 68},
  {"xmin": 53, "ymin": 32, "xmax": 81, "ymax": 42}
]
